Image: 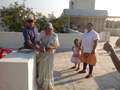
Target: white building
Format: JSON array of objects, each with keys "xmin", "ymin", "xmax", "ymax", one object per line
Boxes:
[
  {"xmin": 69, "ymin": 0, "xmax": 95, "ymax": 10},
  {"xmin": 62, "ymin": 0, "xmax": 108, "ymax": 32}
]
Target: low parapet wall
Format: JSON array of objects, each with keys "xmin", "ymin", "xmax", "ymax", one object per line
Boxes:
[
  {"xmin": 0, "ymin": 32, "xmax": 24, "ymax": 49},
  {"xmin": 0, "ymin": 32, "xmax": 83, "ymax": 49}
]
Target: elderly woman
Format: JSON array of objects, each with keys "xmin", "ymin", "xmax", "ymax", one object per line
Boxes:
[
  {"xmin": 79, "ymin": 22, "xmax": 99, "ymax": 78},
  {"xmin": 37, "ymin": 23, "xmax": 59, "ymax": 90}
]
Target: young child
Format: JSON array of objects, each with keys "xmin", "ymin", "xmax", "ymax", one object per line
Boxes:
[{"xmin": 70, "ymin": 39, "xmax": 81, "ymax": 71}]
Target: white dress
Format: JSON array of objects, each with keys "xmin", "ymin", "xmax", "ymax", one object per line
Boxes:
[{"xmin": 70, "ymin": 46, "xmax": 80, "ymax": 64}]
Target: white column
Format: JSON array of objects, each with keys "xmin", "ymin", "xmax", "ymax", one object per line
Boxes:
[
  {"xmin": 101, "ymin": 17, "xmax": 103, "ymax": 31},
  {"xmin": 85, "ymin": 17, "xmax": 86, "ymax": 25},
  {"xmin": 89, "ymin": 17, "xmax": 91, "ymax": 22},
  {"xmin": 84, "ymin": 17, "xmax": 85, "ymax": 25},
  {"xmin": 92, "ymin": 16, "xmax": 94, "ymax": 24},
  {"xmin": 100, "ymin": 17, "xmax": 102, "ymax": 32},
  {"xmin": 97, "ymin": 17, "xmax": 99, "ymax": 32},
  {"xmin": 112, "ymin": 19, "xmax": 115, "ymax": 31},
  {"xmin": 95, "ymin": 17, "xmax": 98, "ymax": 31},
  {"xmin": 92, "ymin": 16, "xmax": 95, "ymax": 29},
  {"xmin": 109, "ymin": 18, "xmax": 111, "ymax": 30},
  {"xmin": 86, "ymin": 17, "xmax": 88, "ymax": 24},
  {"xmin": 85, "ymin": 17, "xmax": 87, "ymax": 29},
  {"xmin": 103, "ymin": 17, "xmax": 106, "ymax": 31},
  {"xmin": 68, "ymin": 16, "xmax": 70, "ymax": 28}
]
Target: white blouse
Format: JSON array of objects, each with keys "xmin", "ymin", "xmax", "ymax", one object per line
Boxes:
[
  {"xmin": 38, "ymin": 30, "xmax": 59, "ymax": 47},
  {"xmin": 81, "ymin": 30, "xmax": 99, "ymax": 53}
]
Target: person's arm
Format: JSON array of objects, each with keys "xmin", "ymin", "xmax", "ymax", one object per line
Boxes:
[
  {"xmin": 46, "ymin": 34, "xmax": 59, "ymax": 52},
  {"xmin": 91, "ymin": 32, "xmax": 99, "ymax": 54},
  {"xmin": 104, "ymin": 42, "xmax": 120, "ymax": 73},
  {"xmin": 109, "ymin": 48, "xmax": 120, "ymax": 72},
  {"xmin": 36, "ymin": 30, "xmax": 46, "ymax": 52},
  {"xmin": 23, "ymin": 29, "xmax": 39, "ymax": 52},
  {"xmin": 27, "ymin": 41, "xmax": 39, "ymax": 52},
  {"xmin": 91, "ymin": 39, "xmax": 98, "ymax": 54},
  {"xmin": 72, "ymin": 46, "xmax": 74, "ymax": 52},
  {"xmin": 37, "ymin": 41, "xmax": 44, "ymax": 48},
  {"xmin": 79, "ymin": 40, "xmax": 82, "ymax": 50},
  {"xmin": 46, "ymin": 45, "xmax": 57, "ymax": 52}
]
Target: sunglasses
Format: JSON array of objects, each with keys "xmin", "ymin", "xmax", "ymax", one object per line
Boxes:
[{"xmin": 27, "ymin": 20, "xmax": 34, "ymax": 23}]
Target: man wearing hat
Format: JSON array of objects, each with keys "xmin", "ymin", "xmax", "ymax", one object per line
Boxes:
[{"xmin": 23, "ymin": 14, "xmax": 39, "ymax": 51}]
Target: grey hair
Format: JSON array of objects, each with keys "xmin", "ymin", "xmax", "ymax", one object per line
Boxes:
[{"xmin": 44, "ymin": 23, "xmax": 53, "ymax": 30}]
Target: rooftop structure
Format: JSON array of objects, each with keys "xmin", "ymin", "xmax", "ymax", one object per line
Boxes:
[
  {"xmin": 62, "ymin": 0, "xmax": 108, "ymax": 33},
  {"xmin": 69, "ymin": 0, "xmax": 95, "ymax": 10}
]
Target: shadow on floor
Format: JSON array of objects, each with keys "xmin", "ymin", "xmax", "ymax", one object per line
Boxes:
[
  {"xmin": 56, "ymin": 48, "xmax": 72, "ymax": 53},
  {"xmin": 94, "ymin": 71, "xmax": 120, "ymax": 90},
  {"xmin": 54, "ymin": 69, "xmax": 120, "ymax": 89},
  {"xmin": 54, "ymin": 69, "xmax": 84, "ymax": 86},
  {"xmin": 54, "ymin": 68, "xmax": 75, "ymax": 77}
]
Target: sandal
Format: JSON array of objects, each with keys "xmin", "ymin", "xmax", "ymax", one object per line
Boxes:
[
  {"xmin": 85, "ymin": 74, "xmax": 93, "ymax": 78},
  {"xmin": 78, "ymin": 70, "xmax": 86, "ymax": 73},
  {"xmin": 71, "ymin": 66, "xmax": 76, "ymax": 69},
  {"xmin": 76, "ymin": 68, "xmax": 80, "ymax": 71}
]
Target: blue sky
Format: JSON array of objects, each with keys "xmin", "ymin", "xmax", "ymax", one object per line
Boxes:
[{"xmin": 0, "ymin": 0, "xmax": 120, "ymax": 17}]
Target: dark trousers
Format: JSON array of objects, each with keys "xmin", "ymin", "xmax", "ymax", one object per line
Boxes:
[{"xmin": 83, "ymin": 63, "xmax": 93, "ymax": 74}]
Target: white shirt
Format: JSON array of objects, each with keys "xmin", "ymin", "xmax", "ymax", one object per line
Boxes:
[
  {"xmin": 74, "ymin": 45, "xmax": 80, "ymax": 54},
  {"xmin": 81, "ymin": 30, "xmax": 99, "ymax": 53}
]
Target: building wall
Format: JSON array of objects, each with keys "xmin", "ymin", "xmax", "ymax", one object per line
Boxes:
[
  {"xmin": 69, "ymin": 0, "xmax": 95, "ymax": 10},
  {"xmin": 70, "ymin": 16, "xmax": 106, "ymax": 33}
]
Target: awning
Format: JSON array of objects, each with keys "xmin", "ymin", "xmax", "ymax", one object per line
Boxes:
[{"xmin": 62, "ymin": 9, "xmax": 108, "ymax": 17}]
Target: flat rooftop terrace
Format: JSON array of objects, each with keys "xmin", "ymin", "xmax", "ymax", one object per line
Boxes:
[
  {"xmin": 0, "ymin": 32, "xmax": 120, "ymax": 90},
  {"xmin": 53, "ymin": 36, "xmax": 120, "ymax": 90}
]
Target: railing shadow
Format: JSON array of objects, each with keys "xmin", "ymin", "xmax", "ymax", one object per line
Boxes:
[
  {"xmin": 54, "ymin": 68, "xmax": 85, "ymax": 87},
  {"xmin": 56, "ymin": 48, "xmax": 72, "ymax": 53},
  {"xmin": 94, "ymin": 71, "xmax": 120, "ymax": 90}
]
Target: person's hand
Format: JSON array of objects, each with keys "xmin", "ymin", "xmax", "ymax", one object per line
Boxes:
[
  {"xmin": 91, "ymin": 50, "xmax": 95, "ymax": 55},
  {"xmin": 103, "ymin": 42, "xmax": 112, "ymax": 52},
  {"xmin": 46, "ymin": 46, "xmax": 53, "ymax": 52},
  {"xmin": 79, "ymin": 47, "xmax": 81, "ymax": 50},
  {"xmin": 39, "ymin": 44, "xmax": 45, "ymax": 52},
  {"xmin": 84, "ymin": 53, "xmax": 89, "ymax": 58},
  {"xmin": 40, "ymin": 47, "xmax": 44, "ymax": 52},
  {"xmin": 39, "ymin": 44, "xmax": 44, "ymax": 48},
  {"xmin": 40, "ymin": 46, "xmax": 45, "ymax": 52},
  {"xmin": 35, "ymin": 48, "xmax": 40, "ymax": 52}
]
